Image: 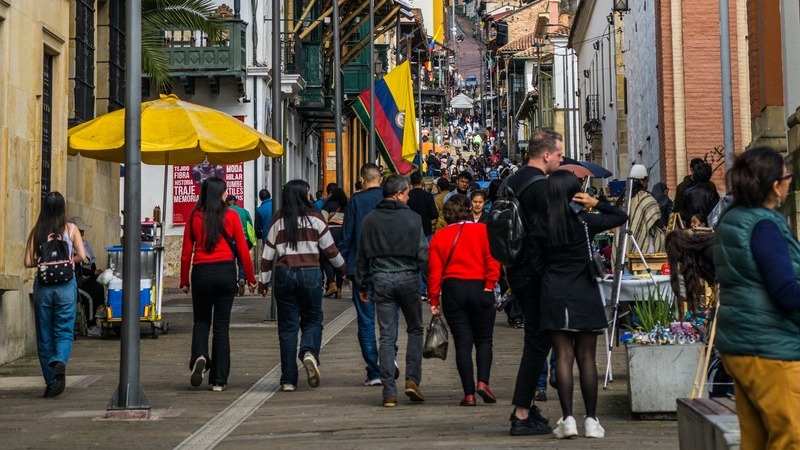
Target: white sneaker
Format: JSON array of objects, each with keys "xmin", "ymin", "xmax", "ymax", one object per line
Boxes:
[
  {"xmin": 364, "ymin": 378, "xmax": 382, "ymax": 386},
  {"xmin": 302, "ymin": 353, "xmax": 321, "ymax": 388},
  {"xmin": 553, "ymin": 416, "xmax": 578, "ymax": 439},
  {"xmin": 280, "ymin": 383, "xmax": 296, "ymax": 392},
  {"xmin": 584, "ymin": 416, "xmax": 605, "ymax": 438},
  {"xmin": 211, "ymin": 384, "xmax": 226, "ymax": 392},
  {"xmin": 86, "ymin": 326, "xmax": 102, "ymax": 338}
]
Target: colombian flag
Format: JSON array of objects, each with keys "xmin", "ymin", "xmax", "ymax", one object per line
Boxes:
[{"xmin": 353, "ymin": 61, "xmax": 418, "ymax": 175}]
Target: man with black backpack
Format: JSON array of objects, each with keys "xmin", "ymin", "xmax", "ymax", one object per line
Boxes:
[{"xmin": 502, "ymin": 129, "xmax": 563, "ymax": 436}]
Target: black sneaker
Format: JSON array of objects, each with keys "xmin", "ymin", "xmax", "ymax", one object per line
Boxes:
[
  {"xmin": 50, "ymin": 362, "xmax": 66, "ymax": 397},
  {"xmin": 509, "ymin": 410, "xmax": 552, "ymax": 436},
  {"xmin": 534, "ymin": 388, "xmax": 547, "ymax": 402},
  {"xmin": 529, "ymin": 405, "xmax": 551, "ymax": 425}
]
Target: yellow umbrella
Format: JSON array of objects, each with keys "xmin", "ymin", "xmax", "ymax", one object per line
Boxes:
[{"xmin": 68, "ymin": 94, "xmax": 283, "ymax": 164}]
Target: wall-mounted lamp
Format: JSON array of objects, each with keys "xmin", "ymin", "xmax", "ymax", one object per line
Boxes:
[
  {"xmin": 583, "ymin": 119, "xmax": 601, "ymax": 143},
  {"xmin": 613, "ymin": 0, "xmax": 630, "ymax": 12},
  {"xmin": 607, "ymin": 13, "xmax": 614, "ymax": 25},
  {"xmin": 583, "ymin": 69, "xmax": 590, "ymax": 78}
]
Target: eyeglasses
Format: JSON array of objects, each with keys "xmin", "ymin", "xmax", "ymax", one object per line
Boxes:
[{"xmin": 780, "ymin": 172, "xmax": 794, "ymax": 182}]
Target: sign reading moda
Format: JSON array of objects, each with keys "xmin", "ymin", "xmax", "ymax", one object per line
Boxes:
[
  {"xmin": 353, "ymin": 60, "xmax": 418, "ymax": 174},
  {"xmin": 172, "ymin": 162, "xmax": 245, "ymax": 225}
]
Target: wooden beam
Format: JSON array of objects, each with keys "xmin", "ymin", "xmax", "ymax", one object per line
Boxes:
[
  {"xmin": 340, "ymin": 6, "xmax": 400, "ymax": 67},
  {"xmin": 292, "ymin": 0, "xmax": 318, "ymax": 34},
  {"xmin": 338, "ymin": 0, "xmax": 388, "ymax": 46},
  {"xmin": 298, "ymin": 0, "xmax": 347, "ymax": 41}
]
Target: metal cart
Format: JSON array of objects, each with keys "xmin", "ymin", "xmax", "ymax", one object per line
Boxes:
[{"xmin": 98, "ymin": 240, "xmax": 169, "ymax": 338}]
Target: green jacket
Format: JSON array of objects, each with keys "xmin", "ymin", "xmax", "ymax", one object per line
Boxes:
[
  {"xmin": 230, "ymin": 204, "xmax": 256, "ymax": 246},
  {"xmin": 713, "ymin": 206, "xmax": 800, "ymax": 360}
]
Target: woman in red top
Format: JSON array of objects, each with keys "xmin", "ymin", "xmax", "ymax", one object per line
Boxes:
[
  {"xmin": 180, "ymin": 177, "xmax": 257, "ymax": 391},
  {"xmin": 428, "ymin": 194, "xmax": 501, "ymax": 406}
]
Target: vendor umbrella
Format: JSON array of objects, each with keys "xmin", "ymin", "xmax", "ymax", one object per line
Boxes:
[
  {"xmin": 68, "ymin": 94, "xmax": 283, "ymax": 164},
  {"xmin": 561, "ymin": 157, "xmax": 613, "ymax": 179},
  {"xmin": 558, "ymin": 164, "xmax": 593, "ymax": 179}
]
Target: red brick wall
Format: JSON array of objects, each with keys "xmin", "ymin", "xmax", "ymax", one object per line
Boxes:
[
  {"xmin": 747, "ymin": 0, "xmax": 761, "ymax": 118},
  {"xmin": 681, "ymin": 0, "xmax": 742, "ymax": 190},
  {"xmin": 747, "ymin": 0, "xmax": 784, "ymax": 118},
  {"xmin": 655, "ymin": 0, "xmax": 676, "ymax": 190},
  {"xmin": 656, "ymin": 0, "xmax": 744, "ymax": 191}
]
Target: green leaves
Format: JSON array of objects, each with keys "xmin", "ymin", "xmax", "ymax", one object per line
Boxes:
[
  {"xmin": 629, "ymin": 286, "xmax": 676, "ymax": 332},
  {"xmin": 142, "ymin": 0, "xmax": 227, "ymax": 94}
]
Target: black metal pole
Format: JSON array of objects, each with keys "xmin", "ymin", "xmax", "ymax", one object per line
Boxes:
[
  {"xmin": 368, "ymin": 0, "xmax": 376, "ymax": 163},
  {"xmin": 107, "ymin": 0, "xmax": 149, "ymax": 416},
  {"xmin": 333, "ymin": 0, "xmax": 343, "ymax": 184},
  {"xmin": 271, "ymin": 0, "xmax": 282, "ymax": 209}
]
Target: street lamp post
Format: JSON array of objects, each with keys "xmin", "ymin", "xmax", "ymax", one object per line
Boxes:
[
  {"xmin": 536, "ymin": 42, "xmax": 543, "ymax": 128},
  {"xmin": 416, "ymin": 49, "xmax": 426, "ymax": 173},
  {"xmin": 368, "ymin": 0, "xmax": 376, "ymax": 164}
]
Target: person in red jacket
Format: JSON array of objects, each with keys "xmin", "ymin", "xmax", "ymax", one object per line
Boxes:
[
  {"xmin": 180, "ymin": 177, "xmax": 257, "ymax": 391},
  {"xmin": 428, "ymin": 194, "xmax": 501, "ymax": 406}
]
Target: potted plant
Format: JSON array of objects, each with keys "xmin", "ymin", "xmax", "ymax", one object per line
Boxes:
[{"xmin": 625, "ymin": 287, "xmax": 703, "ymax": 417}]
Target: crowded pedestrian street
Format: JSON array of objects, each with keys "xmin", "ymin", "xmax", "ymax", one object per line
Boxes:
[{"xmin": 0, "ymin": 280, "xmax": 678, "ymax": 449}]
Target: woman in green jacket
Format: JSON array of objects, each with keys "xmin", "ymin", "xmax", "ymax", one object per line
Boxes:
[{"xmin": 713, "ymin": 147, "xmax": 800, "ymax": 450}]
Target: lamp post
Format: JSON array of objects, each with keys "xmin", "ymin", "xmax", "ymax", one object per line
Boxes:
[
  {"xmin": 333, "ymin": 0, "xmax": 343, "ymax": 184},
  {"xmin": 504, "ymin": 55, "xmax": 512, "ymax": 159},
  {"xmin": 368, "ymin": 0, "xmax": 376, "ymax": 163}
]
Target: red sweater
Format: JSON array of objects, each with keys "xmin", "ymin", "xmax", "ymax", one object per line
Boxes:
[
  {"xmin": 180, "ymin": 209, "xmax": 256, "ymax": 287},
  {"xmin": 427, "ymin": 221, "xmax": 501, "ymax": 307}
]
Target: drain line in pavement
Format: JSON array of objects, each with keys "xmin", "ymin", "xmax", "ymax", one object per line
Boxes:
[{"xmin": 173, "ymin": 306, "xmax": 357, "ymax": 450}]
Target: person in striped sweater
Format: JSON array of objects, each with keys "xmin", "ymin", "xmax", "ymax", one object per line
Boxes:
[{"xmin": 258, "ymin": 180, "xmax": 346, "ymax": 392}]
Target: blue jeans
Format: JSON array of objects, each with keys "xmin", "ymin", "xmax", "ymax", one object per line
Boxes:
[
  {"xmin": 419, "ymin": 235, "xmax": 432, "ymax": 295},
  {"xmin": 537, "ymin": 350, "xmax": 557, "ymax": 390},
  {"xmin": 373, "ymin": 272, "xmax": 423, "ymax": 398},
  {"xmin": 274, "ymin": 266, "xmax": 323, "ymax": 385},
  {"xmin": 191, "ymin": 261, "xmax": 237, "ymax": 386},
  {"xmin": 33, "ymin": 277, "xmax": 77, "ymax": 385},
  {"xmin": 353, "ymin": 286, "xmax": 381, "ymax": 381}
]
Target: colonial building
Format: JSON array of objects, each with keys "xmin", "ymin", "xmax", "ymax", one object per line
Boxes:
[{"xmin": 0, "ymin": 0, "xmax": 120, "ymax": 364}]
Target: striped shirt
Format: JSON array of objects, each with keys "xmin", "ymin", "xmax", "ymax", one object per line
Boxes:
[{"xmin": 260, "ymin": 211, "xmax": 345, "ymax": 283}]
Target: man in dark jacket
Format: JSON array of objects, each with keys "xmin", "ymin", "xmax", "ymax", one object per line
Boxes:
[
  {"xmin": 357, "ymin": 174, "xmax": 428, "ymax": 407},
  {"xmin": 506, "ymin": 128, "xmax": 563, "ymax": 436},
  {"xmin": 339, "ymin": 163, "xmax": 385, "ymax": 386},
  {"xmin": 675, "ymin": 158, "xmax": 717, "ymax": 217},
  {"xmin": 681, "ymin": 162, "xmax": 720, "ymax": 226},
  {"xmin": 407, "ymin": 171, "xmax": 438, "ymax": 299}
]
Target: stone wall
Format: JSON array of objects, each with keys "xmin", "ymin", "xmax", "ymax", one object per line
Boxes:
[{"xmin": 623, "ymin": 0, "xmax": 659, "ymax": 182}]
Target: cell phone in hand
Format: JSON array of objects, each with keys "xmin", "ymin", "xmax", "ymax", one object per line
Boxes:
[{"xmin": 569, "ymin": 201, "xmax": 583, "ymax": 215}]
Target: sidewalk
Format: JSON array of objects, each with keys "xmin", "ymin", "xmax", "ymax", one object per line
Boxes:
[{"xmin": 0, "ymin": 281, "xmax": 679, "ymax": 449}]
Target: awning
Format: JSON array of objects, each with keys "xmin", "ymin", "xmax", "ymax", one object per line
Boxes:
[{"xmin": 450, "ymin": 93, "xmax": 474, "ymax": 109}]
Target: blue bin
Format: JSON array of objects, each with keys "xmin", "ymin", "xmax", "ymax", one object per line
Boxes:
[{"xmin": 107, "ymin": 279, "xmax": 151, "ymax": 320}]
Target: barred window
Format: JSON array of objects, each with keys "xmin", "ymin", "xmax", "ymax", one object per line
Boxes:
[
  {"xmin": 109, "ymin": 0, "xmax": 125, "ymax": 111},
  {"xmin": 42, "ymin": 53, "xmax": 53, "ymax": 200},
  {"xmin": 73, "ymin": 0, "xmax": 95, "ymax": 122}
]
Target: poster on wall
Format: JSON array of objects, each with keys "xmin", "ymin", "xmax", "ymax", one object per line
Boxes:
[{"xmin": 172, "ymin": 162, "xmax": 245, "ymax": 225}]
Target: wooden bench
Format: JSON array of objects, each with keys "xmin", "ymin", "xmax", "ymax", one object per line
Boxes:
[{"xmin": 677, "ymin": 397, "xmax": 740, "ymax": 450}]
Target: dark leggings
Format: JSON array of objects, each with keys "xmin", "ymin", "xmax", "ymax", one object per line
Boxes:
[
  {"xmin": 441, "ymin": 278, "xmax": 496, "ymax": 395},
  {"xmin": 551, "ymin": 331, "xmax": 599, "ymax": 419}
]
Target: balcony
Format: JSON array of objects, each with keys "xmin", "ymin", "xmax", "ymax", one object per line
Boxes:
[{"xmin": 164, "ymin": 20, "xmax": 247, "ymax": 95}]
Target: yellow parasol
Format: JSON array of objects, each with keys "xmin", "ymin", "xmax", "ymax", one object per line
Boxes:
[{"xmin": 68, "ymin": 94, "xmax": 283, "ymax": 164}]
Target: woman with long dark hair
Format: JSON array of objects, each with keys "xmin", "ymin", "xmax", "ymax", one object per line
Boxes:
[
  {"xmin": 428, "ymin": 194, "xmax": 500, "ymax": 406},
  {"xmin": 180, "ymin": 177, "xmax": 256, "ymax": 391},
  {"xmin": 531, "ymin": 170, "xmax": 627, "ymax": 439},
  {"xmin": 320, "ymin": 187, "xmax": 348, "ymax": 298},
  {"xmin": 713, "ymin": 147, "xmax": 800, "ymax": 448},
  {"xmin": 469, "ymin": 190, "xmax": 487, "ymax": 223},
  {"xmin": 259, "ymin": 180, "xmax": 346, "ymax": 392},
  {"xmin": 24, "ymin": 192, "xmax": 87, "ymax": 398}
]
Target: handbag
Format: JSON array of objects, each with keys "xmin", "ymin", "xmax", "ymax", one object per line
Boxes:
[
  {"xmin": 422, "ymin": 315, "xmax": 449, "ymax": 360},
  {"xmin": 581, "ymin": 219, "xmax": 606, "ymax": 280}
]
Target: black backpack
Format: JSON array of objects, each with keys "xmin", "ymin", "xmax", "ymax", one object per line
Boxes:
[
  {"xmin": 37, "ymin": 232, "xmax": 75, "ymax": 285},
  {"xmin": 486, "ymin": 174, "xmax": 546, "ymax": 266}
]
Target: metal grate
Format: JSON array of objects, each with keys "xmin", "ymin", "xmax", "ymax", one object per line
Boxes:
[
  {"xmin": 41, "ymin": 54, "xmax": 53, "ymax": 200},
  {"xmin": 73, "ymin": 0, "xmax": 96, "ymax": 122},
  {"xmin": 108, "ymin": 0, "xmax": 125, "ymax": 111}
]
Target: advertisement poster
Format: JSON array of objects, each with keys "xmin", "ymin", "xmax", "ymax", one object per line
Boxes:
[{"xmin": 172, "ymin": 162, "xmax": 245, "ymax": 225}]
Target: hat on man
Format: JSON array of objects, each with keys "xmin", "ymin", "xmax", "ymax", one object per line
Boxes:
[
  {"xmin": 629, "ymin": 164, "xmax": 648, "ymax": 180},
  {"xmin": 225, "ymin": 195, "xmax": 238, "ymax": 203},
  {"xmin": 69, "ymin": 216, "xmax": 91, "ymax": 231}
]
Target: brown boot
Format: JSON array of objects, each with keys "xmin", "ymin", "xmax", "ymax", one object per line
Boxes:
[{"xmin": 324, "ymin": 282, "xmax": 338, "ymax": 298}]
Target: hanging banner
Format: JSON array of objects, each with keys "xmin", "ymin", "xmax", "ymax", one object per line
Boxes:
[{"xmin": 172, "ymin": 162, "xmax": 245, "ymax": 225}]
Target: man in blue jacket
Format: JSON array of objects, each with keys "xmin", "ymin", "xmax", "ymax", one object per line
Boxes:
[
  {"xmin": 254, "ymin": 189, "xmax": 272, "ymax": 246},
  {"xmin": 339, "ymin": 163, "xmax": 385, "ymax": 386}
]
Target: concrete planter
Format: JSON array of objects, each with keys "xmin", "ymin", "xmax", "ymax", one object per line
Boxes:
[{"xmin": 626, "ymin": 342, "xmax": 703, "ymax": 415}]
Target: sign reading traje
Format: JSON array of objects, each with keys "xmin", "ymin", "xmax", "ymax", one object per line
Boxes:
[{"xmin": 172, "ymin": 162, "xmax": 244, "ymax": 225}]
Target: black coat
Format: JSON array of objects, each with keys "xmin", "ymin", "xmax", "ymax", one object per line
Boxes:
[{"xmin": 531, "ymin": 201, "xmax": 628, "ymax": 332}]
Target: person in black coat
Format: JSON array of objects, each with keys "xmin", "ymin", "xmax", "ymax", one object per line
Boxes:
[{"xmin": 530, "ymin": 170, "xmax": 627, "ymax": 439}]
